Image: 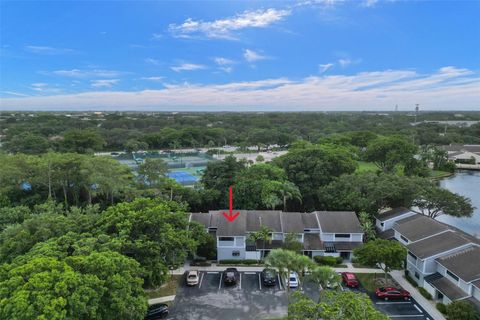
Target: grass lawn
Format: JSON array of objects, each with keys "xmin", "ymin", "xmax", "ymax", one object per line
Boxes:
[
  {"xmin": 145, "ymin": 274, "xmax": 182, "ymax": 299},
  {"xmin": 355, "ymin": 273, "xmax": 395, "ymax": 293},
  {"xmin": 429, "ymin": 170, "xmax": 452, "ymax": 179},
  {"xmin": 356, "ymin": 161, "xmax": 378, "ymax": 173}
]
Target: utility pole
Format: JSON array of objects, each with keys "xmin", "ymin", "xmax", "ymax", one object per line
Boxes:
[{"xmin": 415, "ymin": 104, "xmax": 420, "ymax": 124}]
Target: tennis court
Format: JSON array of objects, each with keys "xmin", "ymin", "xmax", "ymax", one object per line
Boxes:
[{"xmin": 166, "ymin": 171, "xmax": 199, "ymax": 185}]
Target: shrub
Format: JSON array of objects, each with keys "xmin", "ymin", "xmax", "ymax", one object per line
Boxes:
[
  {"xmin": 436, "ymin": 303, "xmax": 447, "ymax": 314},
  {"xmin": 418, "ymin": 287, "xmax": 432, "ymax": 300},
  {"xmin": 405, "ymin": 274, "xmax": 418, "ymax": 288},
  {"xmin": 218, "ymin": 259, "xmax": 261, "ymax": 265},
  {"xmin": 313, "ymin": 256, "xmax": 343, "ymax": 266}
]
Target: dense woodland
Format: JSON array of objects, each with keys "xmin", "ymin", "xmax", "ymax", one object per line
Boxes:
[{"xmin": 0, "ymin": 111, "xmax": 478, "ymax": 319}]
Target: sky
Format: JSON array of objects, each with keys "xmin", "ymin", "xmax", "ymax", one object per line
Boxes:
[{"xmin": 0, "ymin": 0, "xmax": 479, "ymax": 111}]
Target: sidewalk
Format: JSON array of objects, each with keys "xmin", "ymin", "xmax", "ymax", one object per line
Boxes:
[
  {"xmin": 148, "ymin": 295, "xmax": 175, "ymax": 305},
  {"xmin": 390, "ymin": 270, "xmax": 446, "ymax": 320}
]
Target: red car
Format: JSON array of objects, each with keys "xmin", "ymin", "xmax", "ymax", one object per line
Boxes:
[
  {"xmin": 375, "ymin": 287, "xmax": 411, "ymax": 300},
  {"xmin": 341, "ymin": 272, "xmax": 359, "ymax": 288}
]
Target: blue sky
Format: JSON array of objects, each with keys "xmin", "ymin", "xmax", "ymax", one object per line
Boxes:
[{"xmin": 0, "ymin": 0, "xmax": 479, "ymax": 111}]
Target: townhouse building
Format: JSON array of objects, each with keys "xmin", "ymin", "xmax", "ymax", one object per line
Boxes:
[
  {"xmin": 190, "ymin": 210, "xmax": 364, "ymax": 262},
  {"xmin": 375, "ymin": 208, "xmax": 480, "ymax": 308}
]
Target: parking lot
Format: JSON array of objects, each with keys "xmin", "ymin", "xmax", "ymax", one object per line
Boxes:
[
  {"xmin": 168, "ymin": 271, "xmax": 287, "ymax": 320},
  {"xmin": 341, "ymin": 281, "xmax": 433, "ymax": 320},
  {"xmin": 166, "ymin": 271, "xmax": 433, "ymax": 320}
]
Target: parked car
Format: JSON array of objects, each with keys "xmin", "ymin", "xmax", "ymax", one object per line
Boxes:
[
  {"xmin": 186, "ymin": 270, "xmax": 199, "ymax": 286},
  {"xmin": 375, "ymin": 287, "xmax": 411, "ymax": 300},
  {"xmin": 145, "ymin": 303, "xmax": 169, "ymax": 320},
  {"xmin": 341, "ymin": 272, "xmax": 359, "ymax": 288},
  {"xmin": 285, "ymin": 272, "xmax": 299, "ymax": 288},
  {"xmin": 261, "ymin": 268, "xmax": 277, "ymax": 286},
  {"xmin": 223, "ymin": 268, "xmax": 238, "ymax": 285}
]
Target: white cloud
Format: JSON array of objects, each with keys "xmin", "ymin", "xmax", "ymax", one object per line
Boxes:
[
  {"xmin": 2, "ymin": 91, "xmax": 30, "ymax": 97},
  {"xmin": 362, "ymin": 0, "xmax": 378, "ymax": 7},
  {"xmin": 338, "ymin": 58, "xmax": 361, "ymax": 67},
  {"xmin": 171, "ymin": 63, "xmax": 206, "ymax": 72},
  {"xmin": 168, "ymin": 8, "xmax": 291, "ymax": 39},
  {"xmin": 49, "ymin": 69, "xmax": 122, "ymax": 78},
  {"xmin": 90, "ymin": 79, "xmax": 119, "ymax": 88},
  {"xmin": 319, "ymin": 63, "xmax": 334, "ymax": 73},
  {"xmin": 151, "ymin": 33, "xmax": 162, "ymax": 40},
  {"xmin": 25, "ymin": 45, "xmax": 75, "ymax": 55},
  {"xmin": 145, "ymin": 58, "xmax": 161, "ymax": 66},
  {"xmin": 214, "ymin": 57, "xmax": 236, "ymax": 73},
  {"xmin": 4, "ymin": 67, "xmax": 479, "ymax": 111},
  {"xmin": 140, "ymin": 76, "xmax": 164, "ymax": 81},
  {"xmin": 244, "ymin": 49, "xmax": 269, "ymax": 63}
]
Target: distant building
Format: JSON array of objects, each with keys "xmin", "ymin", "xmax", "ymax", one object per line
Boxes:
[{"xmin": 440, "ymin": 144, "xmax": 480, "ymax": 165}]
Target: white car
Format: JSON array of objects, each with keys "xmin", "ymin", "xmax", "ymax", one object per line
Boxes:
[
  {"xmin": 186, "ymin": 270, "xmax": 199, "ymax": 286},
  {"xmin": 285, "ymin": 272, "xmax": 299, "ymax": 288}
]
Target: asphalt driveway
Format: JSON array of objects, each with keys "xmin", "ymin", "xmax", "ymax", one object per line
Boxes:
[{"xmin": 168, "ymin": 271, "xmax": 287, "ymax": 320}]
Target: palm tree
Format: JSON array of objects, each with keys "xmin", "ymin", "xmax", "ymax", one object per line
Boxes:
[
  {"xmin": 279, "ymin": 181, "xmax": 302, "ymax": 211},
  {"xmin": 309, "ymin": 266, "xmax": 341, "ymax": 301},
  {"xmin": 359, "ymin": 211, "xmax": 376, "ymax": 242},
  {"xmin": 248, "ymin": 225, "xmax": 272, "ymax": 259},
  {"xmin": 290, "ymin": 254, "xmax": 315, "ymax": 291}
]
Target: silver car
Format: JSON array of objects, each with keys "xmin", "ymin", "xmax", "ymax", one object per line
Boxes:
[{"xmin": 186, "ymin": 270, "xmax": 199, "ymax": 286}]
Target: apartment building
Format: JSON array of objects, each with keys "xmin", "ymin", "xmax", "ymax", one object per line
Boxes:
[{"xmin": 190, "ymin": 210, "xmax": 364, "ymax": 261}]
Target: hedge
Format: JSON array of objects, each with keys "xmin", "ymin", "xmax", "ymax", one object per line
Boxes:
[
  {"xmin": 436, "ymin": 303, "xmax": 447, "ymax": 314},
  {"xmin": 314, "ymin": 256, "xmax": 343, "ymax": 266},
  {"xmin": 405, "ymin": 274, "xmax": 419, "ymax": 288},
  {"xmin": 218, "ymin": 259, "xmax": 261, "ymax": 265},
  {"xmin": 419, "ymin": 287, "xmax": 432, "ymax": 300}
]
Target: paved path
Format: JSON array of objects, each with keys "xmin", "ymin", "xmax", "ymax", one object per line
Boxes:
[
  {"xmin": 148, "ymin": 295, "xmax": 176, "ymax": 305},
  {"xmin": 390, "ymin": 270, "xmax": 446, "ymax": 320}
]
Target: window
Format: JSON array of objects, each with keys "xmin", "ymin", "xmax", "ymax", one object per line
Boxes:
[
  {"xmin": 414, "ymin": 272, "xmax": 420, "ymax": 279},
  {"xmin": 446, "ymin": 270, "xmax": 459, "ymax": 282},
  {"xmin": 335, "ymin": 234, "xmax": 350, "ymax": 238},
  {"xmin": 219, "ymin": 237, "xmax": 234, "ymax": 241},
  {"xmin": 232, "ymin": 251, "xmax": 240, "ymax": 257},
  {"xmin": 400, "ymin": 235, "xmax": 409, "ymax": 243},
  {"xmin": 408, "ymin": 251, "xmax": 417, "ymax": 261}
]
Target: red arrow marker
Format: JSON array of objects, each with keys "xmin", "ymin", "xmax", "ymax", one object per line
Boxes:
[{"xmin": 223, "ymin": 186, "xmax": 240, "ymax": 222}]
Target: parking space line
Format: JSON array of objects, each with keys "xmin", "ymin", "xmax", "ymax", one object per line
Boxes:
[
  {"xmin": 199, "ymin": 272, "xmax": 204, "ymax": 289},
  {"xmin": 207, "ymin": 271, "xmax": 219, "ymax": 274},
  {"xmin": 218, "ymin": 273, "xmax": 223, "ymax": 290},
  {"xmin": 414, "ymin": 304, "xmax": 423, "ymax": 313},
  {"xmin": 258, "ymin": 274, "xmax": 262, "ymax": 290},
  {"xmin": 388, "ymin": 315, "xmax": 424, "ymax": 318},
  {"xmin": 375, "ymin": 301, "xmax": 411, "ymax": 305},
  {"xmin": 244, "ymin": 272, "xmax": 256, "ymax": 275},
  {"xmin": 239, "ymin": 273, "xmax": 242, "ymax": 289},
  {"xmin": 277, "ymin": 275, "xmax": 283, "ymax": 290}
]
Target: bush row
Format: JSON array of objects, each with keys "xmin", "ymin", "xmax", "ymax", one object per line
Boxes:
[
  {"xmin": 418, "ymin": 287, "xmax": 432, "ymax": 300},
  {"xmin": 436, "ymin": 303, "xmax": 447, "ymax": 314}
]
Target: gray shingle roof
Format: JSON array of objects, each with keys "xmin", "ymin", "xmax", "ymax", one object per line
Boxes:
[
  {"xmin": 246, "ymin": 210, "xmax": 282, "ymax": 232},
  {"xmin": 393, "ymin": 215, "xmax": 449, "ymax": 242},
  {"xmin": 316, "ymin": 211, "xmax": 363, "ymax": 234},
  {"xmin": 427, "ymin": 275, "xmax": 469, "ymax": 300},
  {"xmin": 375, "ymin": 207, "xmax": 413, "ymax": 221},
  {"xmin": 436, "ymin": 246, "xmax": 480, "ymax": 282},
  {"xmin": 212, "ymin": 210, "xmax": 248, "ymax": 237},
  {"xmin": 190, "ymin": 212, "xmax": 211, "ymax": 227},
  {"xmin": 301, "ymin": 212, "xmax": 319, "ymax": 229},
  {"xmin": 406, "ymin": 231, "xmax": 471, "ymax": 259},
  {"xmin": 281, "ymin": 212, "xmax": 305, "ymax": 233},
  {"xmin": 303, "ymin": 233, "xmax": 323, "ymax": 250}
]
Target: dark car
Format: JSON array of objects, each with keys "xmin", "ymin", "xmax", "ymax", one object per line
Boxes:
[
  {"xmin": 261, "ymin": 268, "xmax": 277, "ymax": 286},
  {"xmin": 341, "ymin": 272, "xmax": 359, "ymax": 288},
  {"xmin": 223, "ymin": 268, "xmax": 238, "ymax": 285},
  {"xmin": 145, "ymin": 303, "xmax": 169, "ymax": 320},
  {"xmin": 375, "ymin": 287, "xmax": 411, "ymax": 300}
]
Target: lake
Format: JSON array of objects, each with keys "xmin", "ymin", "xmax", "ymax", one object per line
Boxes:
[{"xmin": 438, "ymin": 170, "xmax": 480, "ymax": 239}]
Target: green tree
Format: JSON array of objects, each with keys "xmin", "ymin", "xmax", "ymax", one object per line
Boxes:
[
  {"xmin": 309, "ymin": 266, "xmax": 341, "ymax": 294},
  {"xmin": 282, "ymin": 233, "xmax": 303, "ymax": 252},
  {"xmin": 365, "ymin": 136, "xmax": 417, "ymax": 173},
  {"xmin": 62, "ymin": 129, "xmax": 105, "ymax": 154},
  {"xmin": 2, "ymin": 132, "xmax": 50, "ymax": 154},
  {"xmin": 275, "ymin": 144, "xmax": 357, "ymax": 210},
  {"xmin": 248, "ymin": 225, "xmax": 272, "ymax": 260},
  {"xmin": 414, "ymin": 184, "xmax": 474, "ymax": 219},
  {"xmin": 354, "ymin": 239, "xmax": 406, "ymax": 283},
  {"xmin": 359, "ymin": 211, "xmax": 376, "ymax": 241},
  {"xmin": 446, "ymin": 301, "xmax": 480, "ymax": 320},
  {"xmin": 138, "ymin": 158, "xmax": 168, "ymax": 186}
]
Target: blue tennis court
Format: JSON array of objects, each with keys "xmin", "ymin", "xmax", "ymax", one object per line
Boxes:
[{"xmin": 167, "ymin": 171, "xmax": 199, "ymax": 185}]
